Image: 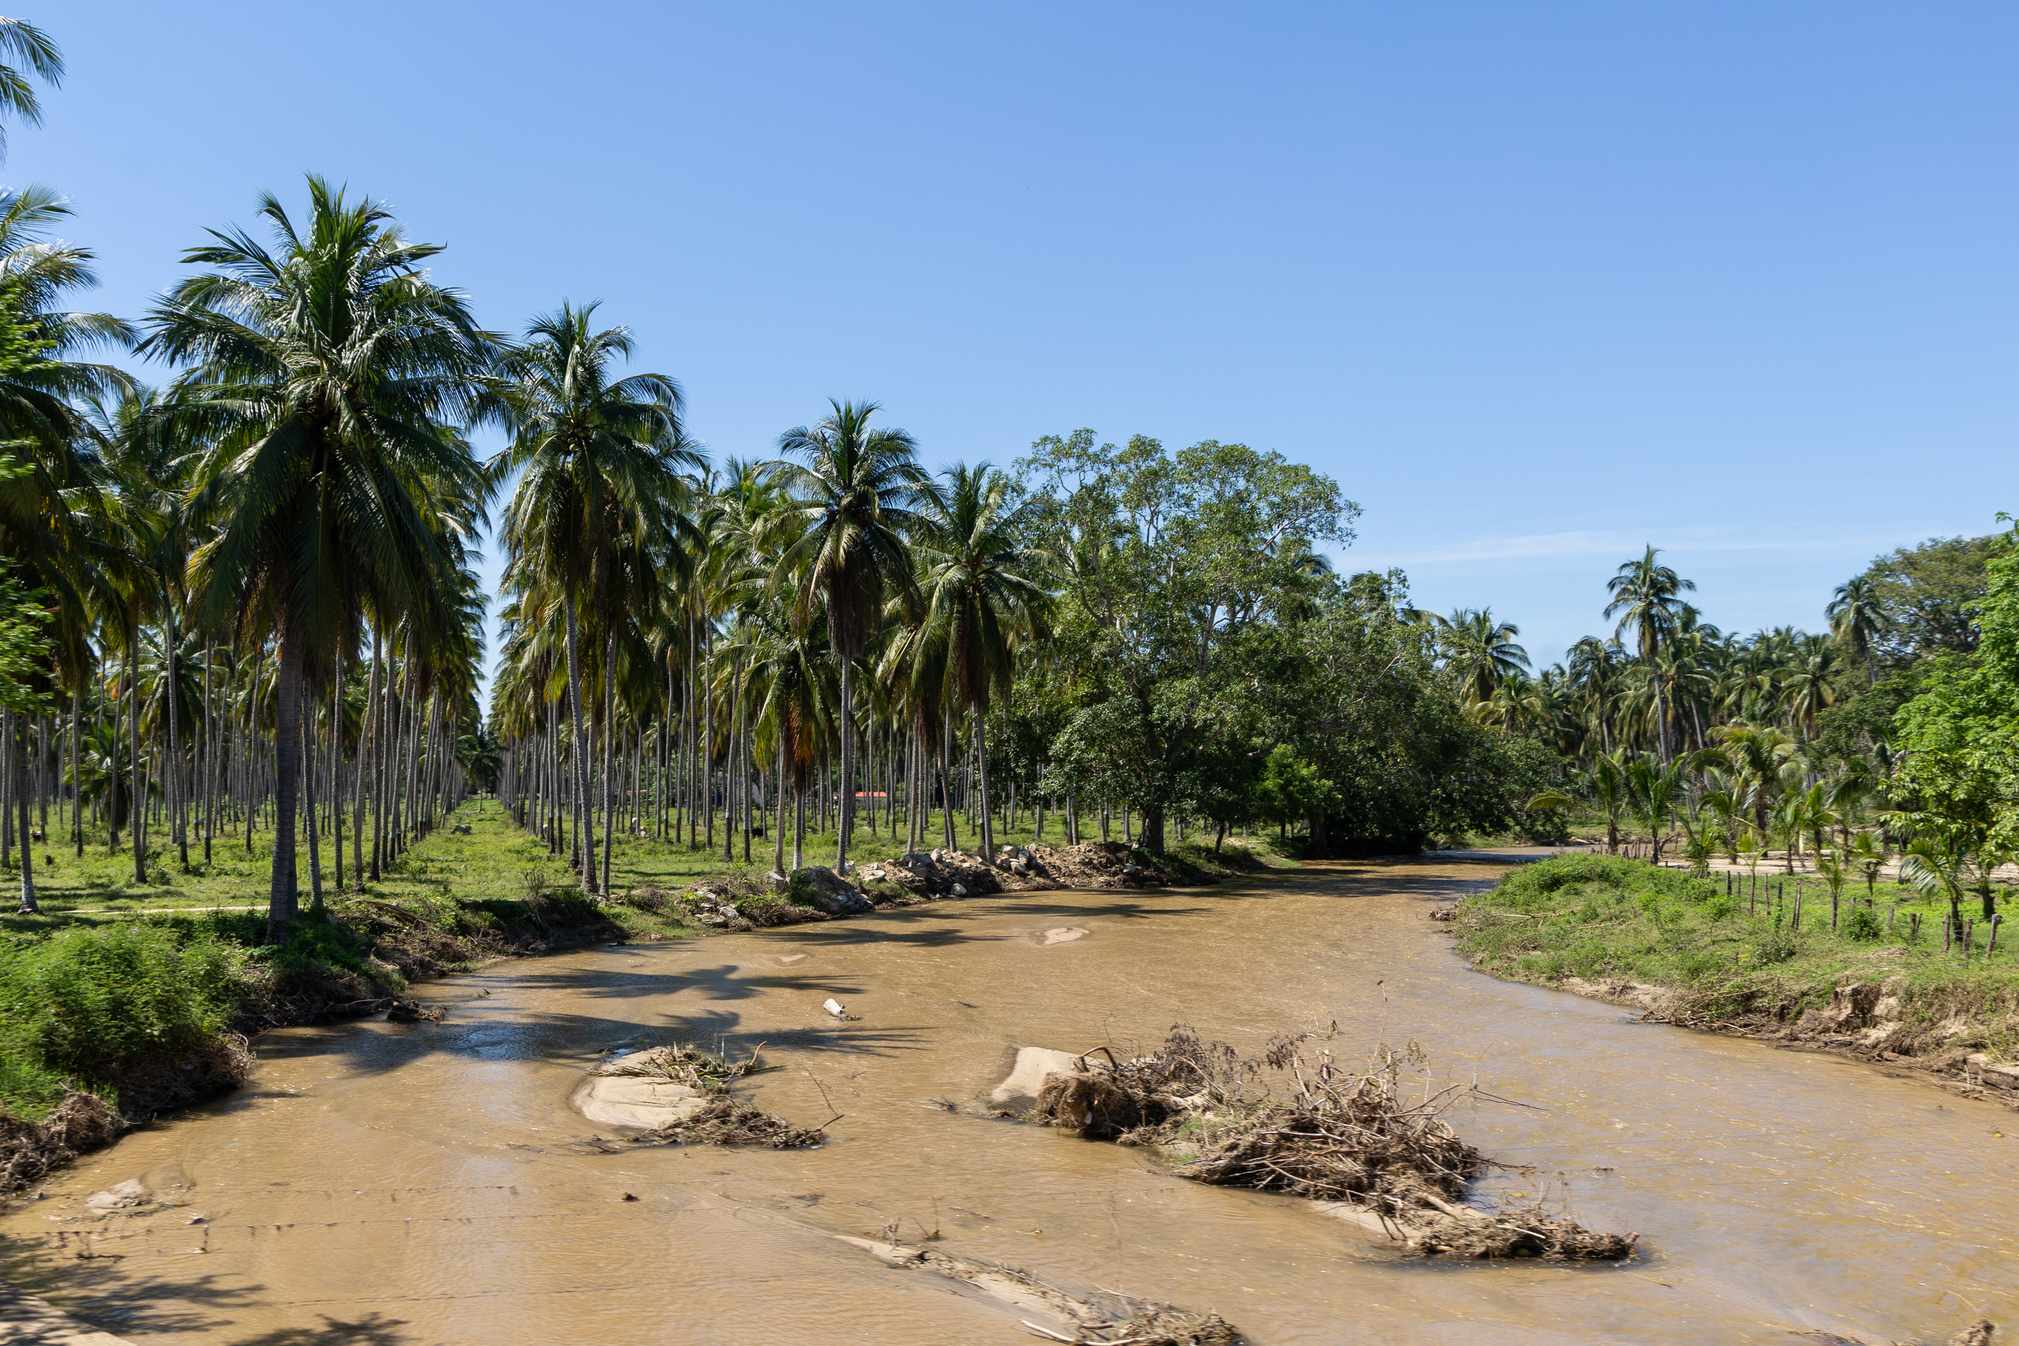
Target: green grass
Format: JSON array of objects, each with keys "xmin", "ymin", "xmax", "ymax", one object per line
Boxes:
[{"xmin": 1456, "ymin": 853, "xmax": 2019, "ymax": 1059}]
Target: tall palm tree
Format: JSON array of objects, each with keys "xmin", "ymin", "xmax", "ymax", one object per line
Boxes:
[
  {"xmin": 491, "ymin": 301, "xmax": 696, "ymax": 896},
  {"xmin": 0, "ymin": 17, "xmax": 60, "ymax": 160},
  {"xmin": 1826, "ymin": 576, "xmax": 1886, "ymax": 687},
  {"xmin": 140, "ymin": 176, "xmax": 496, "ymax": 941},
  {"xmin": 1567, "ymin": 636, "xmax": 1625, "ymax": 757},
  {"xmin": 1781, "ymin": 636, "xmax": 1840, "ymax": 741},
  {"xmin": 1423, "ymin": 607, "xmax": 1528, "ymax": 702},
  {"xmin": 907, "ymin": 462, "xmax": 1050, "ymax": 860},
  {"xmin": 0, "ymin": 185, "xmax": 131, "ymax": 914},
  {"xmin": 772, "ymin": 400, "xmax": 929, "ymax": 875},
  {"xmin": 1604, "ymin": 546, "xmax": 1695, "ymax": 762}
]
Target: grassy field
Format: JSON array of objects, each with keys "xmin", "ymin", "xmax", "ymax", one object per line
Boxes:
[{"xmin": 1455, "ymin": 853, "xmax": 2019, "ymax": 1061}]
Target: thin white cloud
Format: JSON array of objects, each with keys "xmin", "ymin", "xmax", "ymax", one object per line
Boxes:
[{"xmin": 1349, "ymin": 526, "xmax": 1941, "ymax": 569}]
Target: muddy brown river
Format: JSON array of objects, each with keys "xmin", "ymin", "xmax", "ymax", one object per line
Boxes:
[{"xmin": 3, "ymin": 854, "xmax": 2013, "ymax": 1344}]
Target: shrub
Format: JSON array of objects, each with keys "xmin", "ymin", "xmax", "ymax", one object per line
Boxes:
[
  {"xmin": 1754, "ymin": 930, "xmax": 1800, "ymax": 965},
  {"xmin": 1844, "ymin": 906, "xmax": 1884, "ymax": 942},
  {"xmin": 0, "ymin": 922, "xmax": 248, "ymax": 1118}
]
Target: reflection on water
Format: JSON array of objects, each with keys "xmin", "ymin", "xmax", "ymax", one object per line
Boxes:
[{"xmin": 2, "ymin": 855, "xmax": 2011, "ymax": 1345}]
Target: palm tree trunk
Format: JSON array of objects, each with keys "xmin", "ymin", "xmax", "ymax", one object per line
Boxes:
[
  {"xmin": 12, "ymin": 712, "xmax": 35, "ymax": 915},
  {"xmin": 268, "ymin": 620, "xmax": 305, "ymax": 940},
  {"xmin": 741, "ymin": 687, "xmax": 753, "ymax": 865},
  {"xmin": 601, "ymin": 632, "xmax": 617, "ymax": 900},
  {"xmin": 128, "ymin": 630, "xmax": 144, "ymax": 884},
  {"xmin": 245, "ymin": 639, "xmax": 264, "ymax": 854},
  {"xmin": 353, "ymin": 630, "xmax": 378, "ymax": 889},
  {"xmin": 723, "ymin": 656, "xmax": 737, "ymax": 865},
  {"xmin": 201, "ymin": 642, "xmax": 215, "ymax": 865},
  {"xmin": 330, "ymin": 649, "xmax": 343, "ymax": 891},
  {"xmin": 68, "ymin": 686, "xmax": 81, "ymax": 858},
  {"xmin": 702, "ymin": 628, "xmax": 714, "ymax": 855},
  {"xmin": 168, "ymin": 612, "xmax": 188, "ymax": 870},
  {"xmin": 774, "ymin": 730, "xmax": 788, "ymax": 875},
  {"xmin": 792, "ymin": 773, "xmax": 804, "ymax": 871},
  {"xmin": 1652, "ymin": 668, "xmax": 1670, "ymax": 764},
  {"xmin": 836, "ymin": 657, "xmax": 854, "ymax": 874},
  {"xmin": 975, "ymin": 705, "xmax": 994, "ymax": 861},
  {"xmin": 305, "ymin": 687, "xmax": 324, "ymax": 914},
  {"xmin": 562, "ymin": 603, "xmax": 594, "ymax": 893}
]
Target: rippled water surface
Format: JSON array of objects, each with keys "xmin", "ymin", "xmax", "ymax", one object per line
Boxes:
[{"xmin": 2, "ymin": 854, "xmax": 2011, "ymax": 1344}]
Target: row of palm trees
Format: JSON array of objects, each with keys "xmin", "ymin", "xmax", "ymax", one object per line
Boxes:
[
  {"xmin": 0, "ymin": 166, "xmax": 1056, "ymax": 934},
  {"xmin": 0, "ymin": 179, "xmax": 500, "ymax": 935},
  {"xmin": 484, "ymin": 360, "xmax": 1053, "ymax": 897},
  {"xmin": 1420, "ymin": 548, "xmax": 1880, "ymax": 768}
]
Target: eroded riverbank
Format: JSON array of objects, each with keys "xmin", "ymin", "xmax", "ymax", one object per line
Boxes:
[{"xmin": 1, "ymin": 854, "xmax": 2011, "ymax": 1344}]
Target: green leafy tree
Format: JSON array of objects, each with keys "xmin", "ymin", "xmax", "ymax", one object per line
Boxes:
[{"xmin": 1021, "ymin": 431, "xmax": 1353, "ymax": 853}]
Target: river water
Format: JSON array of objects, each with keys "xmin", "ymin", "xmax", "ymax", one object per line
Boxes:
[{"xmin": 1, "ymin": 854, "xmax": 2011, "ymax": 1345}]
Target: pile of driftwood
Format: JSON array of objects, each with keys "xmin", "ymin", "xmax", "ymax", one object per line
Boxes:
[
  {"xmin": 603, "ymin": 1044, "xmax": 830, "ymax": 1149},
  {"xmin": 1035, "ymin": 1028, "xmax": 1635, "ymax": 1261}
]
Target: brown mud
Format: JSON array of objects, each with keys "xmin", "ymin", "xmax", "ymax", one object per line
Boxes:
[{"xmin": 0, "ymin": 852, "xmax": 2012, "ymax": 1344}]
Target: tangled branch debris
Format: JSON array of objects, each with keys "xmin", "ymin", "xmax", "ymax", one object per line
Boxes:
[
  {"xmin": 1034, "ymin": 1028, "xmax": 1635, "ymax": 1261},
  {"xmin": 839, "ymin": 1234, "xmax": 1243, "ymax": 1345},
  {"xmin": 596, "ymin": 1043, "xmax": 826, "ymax": 1149}
]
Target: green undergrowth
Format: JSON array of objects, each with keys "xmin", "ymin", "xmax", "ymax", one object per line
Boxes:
[
  {"xmin": 0, "ymin": 919, "xmax": 246, "ymax": 1119},
  {"xmin": 1456, "ymin": 854, "xmax": 2019, "ymax": 1059}
]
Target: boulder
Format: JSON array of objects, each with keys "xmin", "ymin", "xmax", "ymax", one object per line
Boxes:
[
  {"xmin": 571, "ymin": 1074, "xmax": 710, "ymax": 1130},
  {"xmin": 990, "ymin": 1046, "xmax": 1087, "ymax": 1103},
  {"xmin": 84, "ymin": 1179, "xmax": 150, "ymax": 1212},
  {"xmin": 791, "ymin": 867, "xmax": 875, "ymax": 916}
]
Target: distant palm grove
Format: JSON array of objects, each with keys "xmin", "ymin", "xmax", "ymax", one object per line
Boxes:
[{"xmin": 3, "ymin": 16, "xmax": 2017, "ymax": 943}]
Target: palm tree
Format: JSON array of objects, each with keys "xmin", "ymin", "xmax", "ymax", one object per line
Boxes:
[
  {"xmin": 1624, "ymin": 753, "xmax": 1688, "ymax": 862},
  {"xmin": 1528, "ymin": 749, "xmax": 1628, "ymax": 851},
  {"xmin": 1567, "ymin": 636, "xmax": 1625, "ymax": 756},
  {"xmin": 908, "ymin": 462, "xmax": 1050, "ymax": 861},
  {"xmin": 0, "ymin": 17, "xmax": 60, "ymax": 159},
  {"xmin": 0, "ymin": 186, "xmax": 132, "ymax": 914},
  {"xmin": 1604, "ymin": 546, "xmax": 1695, "ymax": 762},
  {"xmin": 1780, "ymin": 635, "xmax": 1840, "ymax": 741},
  {"xmin": 140, "ymin": 177, "xmax": 496, "ymax": 941},
  {"xmin": 1826, "ymin": 576, "xmax": 1886, "ymax": 687},
  {"xmin": 772, "ymin": 400, "xmax": 929, "ymax": 875},
  {"xmin": 491, "ymin": 301, "xmax": 696, "ymax": 896},
  {"xmin": 1899, "ymin": 837, "xmax": 1970, "ymax": 932},
  {"xmin": 1426, "ymin": 607, "xmax": 1528, "ymax": 702}
]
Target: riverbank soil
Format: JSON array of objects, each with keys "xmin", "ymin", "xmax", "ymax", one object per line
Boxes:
[{"xmin": 0, "ymin": 853, "xmax": 2010, "ymax": 1343}]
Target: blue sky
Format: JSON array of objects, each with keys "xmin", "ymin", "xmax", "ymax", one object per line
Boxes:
[{"xmin": 17, "ymin": 2, "xmax": 2019, "ymax": 689}]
